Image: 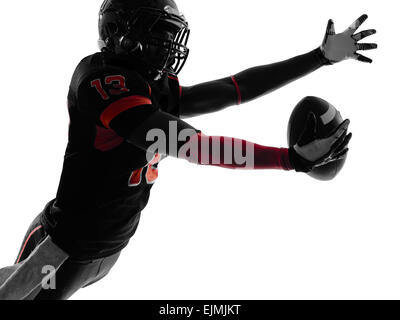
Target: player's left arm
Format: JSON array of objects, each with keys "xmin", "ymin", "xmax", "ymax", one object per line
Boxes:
[
  {"xmin": 180, "ymin": 48, "xmax": 326, "ymax": 118},
  {"xmin": 179, "ymin": 14, "xmax": 377, "ymax": 119}
]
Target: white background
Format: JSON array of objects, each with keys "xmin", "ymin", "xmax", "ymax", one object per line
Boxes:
[{"xmin": 0, "ymin": 0, "xmax": 398, "ymax": 300}]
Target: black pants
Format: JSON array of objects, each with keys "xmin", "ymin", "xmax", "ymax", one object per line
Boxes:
[{"xmin": 16, "ymin": 213, "xmax": 121, "ymax": 300}]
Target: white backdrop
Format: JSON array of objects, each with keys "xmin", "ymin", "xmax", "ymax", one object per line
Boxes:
[{"xmin": 0, "ymin": 0, "xmax": 398, "ymax": 300}]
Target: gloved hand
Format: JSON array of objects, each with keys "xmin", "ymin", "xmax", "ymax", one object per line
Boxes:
[
  {"xmin": 289, "ymin": 113, "xmax": 352, "ymax": 173},
  {"xmin": 320, "ymin": 14, "xmax": 377, "ymax": 64}
]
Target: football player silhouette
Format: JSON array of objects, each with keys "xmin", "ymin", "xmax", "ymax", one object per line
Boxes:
[{"xmin": 0, "ymin": 0, "xmax": 376, "ymax": 299}]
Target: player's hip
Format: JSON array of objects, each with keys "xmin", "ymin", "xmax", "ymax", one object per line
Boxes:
[{"xmin": 40, "ymin": 199, "xmax": 142, "ymax": 260}]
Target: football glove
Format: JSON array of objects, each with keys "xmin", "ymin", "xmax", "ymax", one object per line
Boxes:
[
  {"xmin": 289, "ymin": 113, "xmax": 352, "ymax": 173},
  {"xmin": 320, "ymin": 14, "xmax": 377, "ymax": 64}
]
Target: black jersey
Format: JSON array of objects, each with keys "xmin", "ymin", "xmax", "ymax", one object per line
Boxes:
[{"xmin": 41, "ymin": 52, "xmax": 181, "ymax": 260}]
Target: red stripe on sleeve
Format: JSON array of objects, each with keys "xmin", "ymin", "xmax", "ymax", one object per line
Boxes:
[
  {"xmin": 16, "ymin": 225, "xmax": 43, "ymax": 264},
  {"xmin": 231, "ymin": 76, "xmax": 242, "ymax": 105},
  {"xmin": 100, "ymin": 96, "xmax": 152, "ymax": 129}
]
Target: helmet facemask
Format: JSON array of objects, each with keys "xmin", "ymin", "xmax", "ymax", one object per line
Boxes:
[{"xmin": 99, "ymin": 5, "xmax": 190, "ymax": 80}]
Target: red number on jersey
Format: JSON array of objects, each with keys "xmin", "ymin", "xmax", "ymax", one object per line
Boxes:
[
  {"xmin": 128, "ymin": 168, "xmax": 144, "ymax": 187},
  {"xmin": 145, "ymin": 153, "xmax": 161, "ymax": 184},
  {"xmin": 91, "ymin": 79, "xmax": 109, "ymax": 100},
  {"xmin": 128, "ymin": 154, "xmax": 161, "ymax": 187},
  {"xmin": 91, "ymin": 75, "xmax": 130, "ymax": 100},
  {"xmin": 105, "ymin": 75, "xmax": 130, "ymax": 96}
]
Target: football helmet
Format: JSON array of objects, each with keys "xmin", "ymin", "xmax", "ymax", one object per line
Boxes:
[{"xmin": 98, "ymin": 0, "xmax": 190, "ymax": 79}]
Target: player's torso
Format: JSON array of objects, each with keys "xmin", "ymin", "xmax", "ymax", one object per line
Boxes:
[
  {"xmin": 56, "ymin": 52, "xmax": 181, "ymax": 210},
  {"xmin": 41, "ymin": 52, "xmax": 182, "ymax": 259}
]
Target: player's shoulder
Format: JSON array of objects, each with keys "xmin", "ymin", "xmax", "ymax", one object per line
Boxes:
[{"xmin": 70, "ymin": 52, "xmax": 150, "ymax": 98}]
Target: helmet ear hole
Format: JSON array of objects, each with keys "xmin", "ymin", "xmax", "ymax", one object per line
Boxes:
[
  {"xmin": 105, "ymin": 37, "xmax": 114, "ymax": 47},
  {"xmin": 119, "ymin": 36, "xmax": 142, "ymax": 53}
]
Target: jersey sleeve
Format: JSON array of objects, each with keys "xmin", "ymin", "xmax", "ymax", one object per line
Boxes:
[
  {"xmin": 76, "ymin": 66, "xmax": 158, "ymax": 137},
  {"xmin": 126, "ymin": 109, "xmax": 292, "ymax": 171}
]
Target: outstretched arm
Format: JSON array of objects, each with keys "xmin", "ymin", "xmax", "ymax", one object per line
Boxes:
[
  {"xmin": 77, "ymin": 62, "xmax": 351, "ymax": 173},
  {"xmin": 180, "ymin": 48, "xmax": 327, "ymax": 118},
  {"xmin": 119, "ymin": 108, "xmax": 351, "ymax": 173},
  {"xmin": 123, "ymin": 109, "xmax": 293, "ymax": 170},
  {"xmin": 179, "ymin": 14, "xmax": 377, "ymax": 119}
]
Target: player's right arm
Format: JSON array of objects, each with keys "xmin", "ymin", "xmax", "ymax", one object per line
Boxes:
[{"xmin": 78, "ymin": 67, "xmax": 348, "ymax": 173}]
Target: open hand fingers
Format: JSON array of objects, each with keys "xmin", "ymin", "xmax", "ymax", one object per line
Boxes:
[
  {"xmin": 332, "ymin": 132, "xmax": 352, "ymax": 154},
  {"xmin": 332, "ymin": 119, "xmax": 350, "ymax": 139},
  {"xmin": 314, "ymin": 147, "xmax": 349, "ymax": 168},
  {"xmin": 353, "ymin": 29, "xmax": 376, "ymax": 41},
  {"xmin": 356, "ymin": 43, "xmax": 378, "ymax": 51},
  {"xmin": 346, "ymin": 14, "xmax": 368, "ymax": 34},
  {"xmin": 332, "ymin": 147, "xmax": 349, "ymax": 161},
  {"xmin": 354, "ymin": 53, "xmax": 373, "ymax": 63},
  {"xmin": 326, "ymin": 19, "xmax": 336, "ymax": 35}
]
